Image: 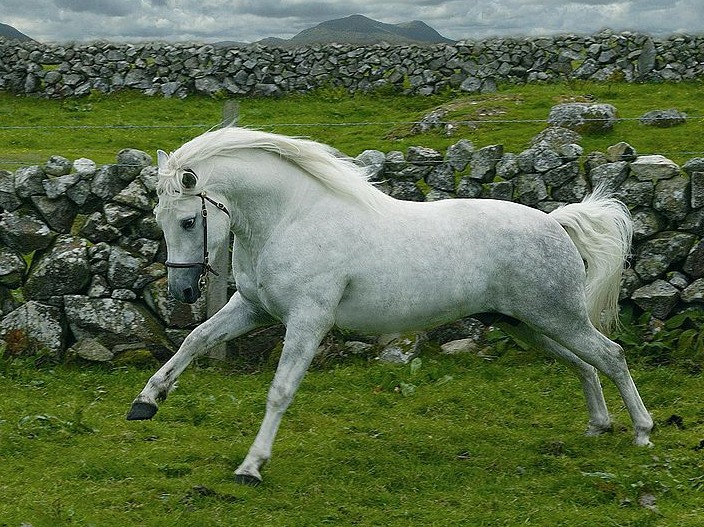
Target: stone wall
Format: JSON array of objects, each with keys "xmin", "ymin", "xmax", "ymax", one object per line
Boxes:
[
  {"xmin": 1, "ymin": 30, "xmax": 704, "ymax": 98},
  {"xmin": 1, "ymin": 124, "xmax": 703, "ymax": 361}
]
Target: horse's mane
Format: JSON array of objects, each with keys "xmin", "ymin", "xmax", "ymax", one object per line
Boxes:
[{"xmin": 156, "ymin": 127, "xmax": 390, "ymax": 210}]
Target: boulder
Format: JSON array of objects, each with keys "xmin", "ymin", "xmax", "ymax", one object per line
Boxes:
[
  {"xmin": 0, "ymin": 208, "xmax": 56, "ymax": 253},
  {"xmin": 0, "ymin": 301, "xmax": 65, "ymax": 356},
  {"xmin": 24, "ymin": 235, "xmax": 91, "ymax": 300},
  {"xmin": 634, "ymin": 232, "xmax": 697, "ymax": 281},
  {"xmin": 0, "ymin": 247, "xmax": 27, "ymax": 289},
  {"xmin": 639, "ymin": 109, "xmax": 687, "ymax": 127},
  {"xmin": 63, "ymin": 295, "xmax": 173, "ymax": 356},
  {"xmin": 630, "ymin": 155, "xmax": 680, "ymax": 182},
  {"xmin": 547, "ymin": 103, "xmax": 617, "ymax": 134},
  {"xmin": 631, "ymin": 280, "xmax": 680, "ymax": 319}
]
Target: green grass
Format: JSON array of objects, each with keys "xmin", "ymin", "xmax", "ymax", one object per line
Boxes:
[
  {"xmin": 2, "ymin": 348, "xmax": 704, "ymax": 526},
  {"xmin": 1, "ymin": 80, "xmax": 703, "ymax": 171},
  {"xmin": 2, "ymin": 83, "xmax": 704, "ymax": 525}
]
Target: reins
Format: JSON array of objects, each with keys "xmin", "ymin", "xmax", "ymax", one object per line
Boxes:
[{"xmin": 164, "ymin": 189, "xmax": 231, "ymax": 291}]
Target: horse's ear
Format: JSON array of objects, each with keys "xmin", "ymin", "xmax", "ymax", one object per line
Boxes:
[
  {"xmin": 157, "ymin": 149, "xmax": 169, "ymax": 170},
  {"xmin": 181, "ymin": 169, "xmax": 197, "ymax": 189}
]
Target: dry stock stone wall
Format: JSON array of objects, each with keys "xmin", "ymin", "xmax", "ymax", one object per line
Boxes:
[
  {"xmin": 1, "ymin": 30, "xmax": 704, "ymax": 98},
  {"xmin": 1, "ymin": 128, "xmax": 703, "ymax": 362}
]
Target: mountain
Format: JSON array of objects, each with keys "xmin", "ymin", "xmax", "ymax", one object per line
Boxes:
[
  {"xmin": 257, "ymin": 15, "xmax": 454, "ymax": 47},
  {"xmin": 0, "ymin": 23, "xmax": 34, "ymax": 42}
]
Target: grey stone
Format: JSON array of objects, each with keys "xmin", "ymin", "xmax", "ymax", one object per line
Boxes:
[
  {"xmin": 406, "ymin": 146, "xmax": 443, "ymax": 166},
  {"xmin": 71, "ymin": 338, "xmax": 114, "ymax": 362},
  {"xmin": 445, "ymin": 139, "xmax": 474, "ymax": 171},
  {"xmin": 107, "ymin": 246, "xmax": 148, "ymax": 290},
  {"xmin": 606, "ymin": 142, "xmax": 637, "ymax": 162},
  {"xmin": 455, "ymin": 177, "xmax": 482, "ymax": 198},
  {"xmin": 631, "ymin": 280, "xmax": 680, "ymax": 319},
  {"xmin": 63, "ymin": 295, "xmax": 173, "ymax": 355},
  {"xmin": 426, "ymin": 163, "xmax": 455, "ymax": 193},
  {"xmin": 30, "ymin": 195, "xmax": 77, "ymax": 233},
  {"xmin": 24, "ymin": 235, "xmax": 91, "ymax": 301},
  {"xmin": 683, "ymin": 240, "xmax": 704, "ymax": 278},
  {"xmin": 547, "ymin": 103, "xmax": 617, "ymax": 134},
  {"xmin": 682, "ymin": 158, "xmax": 704, "ymax": 178},
  {"xmin": 389, "ymin": 181, "xmax": 425, "ymax": 201},
  {"xmin": 543, "ymin": 161, "xmax": 579, "ymax": 187},
  {"xmin": 0, "ymin": 209, "xmax": 55, "ymax": 253},
  {"xmin": 632, "ymin": 209, "xmax": 665, "ymax": 240},
  {"xmin": 635, "ymin": 232, "xmax": 697, "ymax": 281},
  {"xmin": 14, "ymin": 165, "xmax": 45, "ymax": 198},
  {"xmin": 0, "ymin": 246, "xmax": 26, "ymax": 289},
  {"xmin": 0, "ymin": 170, "xmax": 21, "ymax": 212},
  {"xmin": 43, "ymin": 155, "xmax": 72, "ymax": 176},
  {"xmin": 690, "ymin": 172, "xmax": 704, "ymax": 209},
  {"xmin": 0, "ymin": 301, "xmax": 65, "ymax": 356},
  {"xmin": 630, "ymin": 155, "xmax": 680, "ymax": 182},
  {"xmin": 639, "ymin": 109, "xmax": 687, "ymax": 127},
  {"xmin": 104, "ymin": 202, "xmax": 141, "ymax": 228},
  {"xmin": 91, "ymin": 164, "xmax": 126, "ymax": 200},
  {"xmin": 514, "ymin": 174, "xmax": 548, "ymax": 206},
  {"xmin": 116, "ymin": 149, "xmax": 152, "ymax": 181},
  {"xmin": 653, "ymin": 176, "xmax": 690, "ymax": 222},
  {"xmin": 470, "ymin": 145, "xmax": 503, "ymax": 182},
  {"xmin": 612, "ymin": 178, "xmax": 654, "ymax": 209},
  {"xmin": 530, "ymin": 127, "xmax": 582, "ymax": 149},
  {"xmin": 496, "ymin": 153, "xmax": 520, "ymax": 180},
  {"xmin": 42, "ymin": 173, "xmax": 80, "ymax": 199},
  {"xmin": 73, "ymin": 158, "xmax": 97, "ymax": 177},
  {"xmin": 377, "ymin": 333, "xmax": 425, "ymax": 364},
  {"xmin": 80, "ymin": 211, "xmax": 122, "ymax": 243},
  {"xmin": 588, "ymin": 161, "xmax": 629, "ymax": 191},
  {"xmin": 681, "ymin": 279, "xmax": 704, "ymax": 304}
]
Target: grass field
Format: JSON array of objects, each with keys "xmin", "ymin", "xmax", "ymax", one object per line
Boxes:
[
  {"xmin": 1, "ymin": 80, "xmax": 703, "ymax": 170},
  {"xmin": 2, "ymin": 348, "xmax": 704, "ymax": 526},
  {"xmin": 2, "ymin": 82, "xmax": 704, "ymax": 525}
]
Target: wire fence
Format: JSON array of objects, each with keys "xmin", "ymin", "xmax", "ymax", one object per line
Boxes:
[{"xmin": 2, "ymin": 116, "xmax": 704, "ymax": 167}]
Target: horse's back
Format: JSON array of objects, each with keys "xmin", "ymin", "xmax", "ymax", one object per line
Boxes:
[{"xmin": 333, "ymin": 198, "xmax": 587, "ymax": 334}]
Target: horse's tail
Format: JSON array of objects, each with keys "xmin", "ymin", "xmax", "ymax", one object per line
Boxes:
[{"xmin": 548, "ymin": 186, "xmax": 633, "ymax": 334}]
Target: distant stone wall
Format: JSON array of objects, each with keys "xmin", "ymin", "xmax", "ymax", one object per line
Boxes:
[
  {"xmin": 1, "ymin": 126, "xmax": 703, "ymax": 361},
  {"xmin": 1, "ymin": 30, "xmax": 704, "ymax": 98}
]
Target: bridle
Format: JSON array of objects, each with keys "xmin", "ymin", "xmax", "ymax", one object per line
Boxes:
[{"xmin": 164, "ymin": 190, "xmax": 231, "ymax": 292}]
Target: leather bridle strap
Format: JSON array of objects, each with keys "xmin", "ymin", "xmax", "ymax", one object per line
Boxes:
[{"xmin": 165, "ymin": 191, "xmax": 231, "ymax": 291}]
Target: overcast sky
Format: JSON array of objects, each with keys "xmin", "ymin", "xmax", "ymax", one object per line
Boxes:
[{"xmin": 2, "ymin": 0, "xmax": 701, "ymax": 44}]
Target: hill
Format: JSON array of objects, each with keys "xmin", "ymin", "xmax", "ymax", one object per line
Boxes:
[
  {"xmin": 258, "ymin": 14, "xmax": 454, "ymax": 46},
  {"xmin": 0, "ymin": 23, "xmax": 34, "ymax": 42}
]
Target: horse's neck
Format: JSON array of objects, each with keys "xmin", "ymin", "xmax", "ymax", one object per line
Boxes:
[{"xmin": 221, "ymin": 154, "xmax": 327, "ymax": 252}]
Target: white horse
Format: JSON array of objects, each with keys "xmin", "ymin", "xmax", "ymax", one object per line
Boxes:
[{"xmin": 127, "ymin": 127, "xmax": 653, "ymax": 485}]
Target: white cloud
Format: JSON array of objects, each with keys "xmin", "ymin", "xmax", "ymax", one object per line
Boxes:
[{"xmin": 1, "ymin": 0, "xmax": 700, "ymax": 43}]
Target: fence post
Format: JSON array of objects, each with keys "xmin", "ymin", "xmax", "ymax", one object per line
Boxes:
[
  {"xmin": 205, "ymin": 100, "xmax": 240, "ymax": 360},
  {"xmin": 205, "ymin": 245, "xmax": 230, "ymax": 360}
]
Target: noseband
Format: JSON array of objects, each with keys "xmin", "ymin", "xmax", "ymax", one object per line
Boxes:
[{"xmin": 165, "ymin": 191, "xmax": 230, "ymax": 291}]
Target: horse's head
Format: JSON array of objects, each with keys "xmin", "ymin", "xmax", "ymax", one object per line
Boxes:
[{"xmin": 155, "ymin": 150, "xmax": 231, "ymax": 304}]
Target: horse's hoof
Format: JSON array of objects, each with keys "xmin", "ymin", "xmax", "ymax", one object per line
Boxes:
[
  {"xmin": 234, "ymin": 473, "xmax": 262, "ymax": 487},
  {"xmin": 126, "ymin": 401, "xmax": 158, "ymax": 420}
]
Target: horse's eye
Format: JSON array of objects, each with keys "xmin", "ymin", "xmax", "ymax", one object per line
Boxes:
[{"xmin": 181, "ymin": 217, "xmax": 197, "ymax": 230}]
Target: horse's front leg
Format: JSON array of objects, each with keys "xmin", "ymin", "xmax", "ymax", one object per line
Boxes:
[
  {"xmin": 127, "ymin": 293, "xmax": 268, "ymax": 420},
  {"xmin": 234, "ymin": 311, "xmax": 332, "ymax": 485}
]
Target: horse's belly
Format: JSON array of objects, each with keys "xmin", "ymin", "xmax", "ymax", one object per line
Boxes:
[{"xmin": 334, "ymin": 278, "xmax": 485, "ymax": 335}]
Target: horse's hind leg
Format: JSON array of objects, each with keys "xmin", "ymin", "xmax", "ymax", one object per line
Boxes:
[
  {"xmin": 547, "ymin": 324, "xmax": 653, "ymax": 446},
  {"xmin": 499, "ymin": 322, "xmax": 612, "ymax": 437}
]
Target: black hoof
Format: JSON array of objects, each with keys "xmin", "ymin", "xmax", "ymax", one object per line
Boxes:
[
  {"xmin": 234, "ymin": 473, "xmax": 262, "ymax": 487},
  {"xmin": 126, "ymin": 401, "xmax": 158, "ymax": 420}
]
